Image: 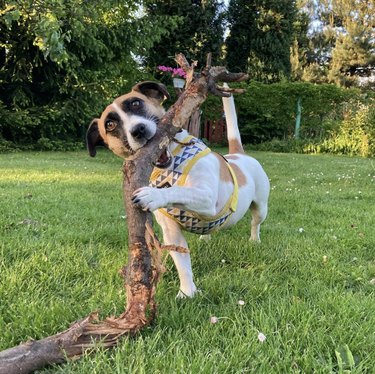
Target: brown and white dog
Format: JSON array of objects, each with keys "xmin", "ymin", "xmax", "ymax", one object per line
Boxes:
[{"xmin": 87, "ymin": 81, "xmax": 270, "ymax": 298}]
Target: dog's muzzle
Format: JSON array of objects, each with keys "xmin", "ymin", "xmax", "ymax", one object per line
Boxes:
[{"xmin": 131, "ymin": 123, "xmax": 149, "ymax": 140}]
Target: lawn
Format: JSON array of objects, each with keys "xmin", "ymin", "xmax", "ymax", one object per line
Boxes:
[{"xmin": 0, "ymin": 149, "xmax": 374, "ymax": 373}]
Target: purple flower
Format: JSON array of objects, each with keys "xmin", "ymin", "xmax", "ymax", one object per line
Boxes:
[
  {"xmin": 157, "ymin": 65, "xmax": 186, "ymax": 78},
  {"xmin": 172, "ymin": 67, "xmax": 187, "ymax": 78}
]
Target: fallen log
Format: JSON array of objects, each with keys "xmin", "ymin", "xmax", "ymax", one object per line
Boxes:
[{"xmin": 0, "ymin": 53, "xmax": 248, "ymax": 374}]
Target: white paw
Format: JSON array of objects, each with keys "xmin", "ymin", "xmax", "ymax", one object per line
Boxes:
[
  {"xmin": 199, "ymin": 234, "xmax": 211, "ymax": 242},
  {"xmin": 249, "ymin": 235, "xmax": 261, "ymax": 242},
  {"xmin": 131, "ymin": 187, "xmax": 166, "ymax": 211},
  {"xmin": 176, "ymin": 287, "xmax": 201, "ymax": 299}
]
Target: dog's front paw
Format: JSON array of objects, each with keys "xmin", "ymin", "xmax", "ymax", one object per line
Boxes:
[{"xmin": 132, "ymin": 187, "xmax": 167, "ymax": 211}]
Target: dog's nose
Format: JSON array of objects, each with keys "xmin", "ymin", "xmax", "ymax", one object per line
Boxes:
[{"xmin": 130, "ymin": 124, "xmax": 146, "ymax": 139}]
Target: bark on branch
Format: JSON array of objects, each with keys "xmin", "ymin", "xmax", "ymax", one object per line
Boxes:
[{"xmin": 0, "ymin": 53, "xmax": 248, "ymax": 374}]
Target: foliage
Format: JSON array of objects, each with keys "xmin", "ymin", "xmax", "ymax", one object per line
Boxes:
[
  {"xmin": 201, "ymin": 81, "xmax": 375, "ymax": 157},
  {"xmin": 325, "ymin": 0, "xmax": 374, "ymax": 87},
  {"xmin": 1, "ymin": 150, "xmax": 375, "ymax": 371},
  {"xmin": 226, "ymin": 0, "xmax": 297, "ymax": 82},
  {"xmin": 145, "ymin": 0, "xmax": 225, "ymax": 78},
  {"xmin": 311, "ymin": 100, "xmax": 375, "ymax": 157},
  {"xmin": 202, "ymin": 81, "xmax": 362, "ymax": 143},
  {"xmin": 0, "ymin": 0, "xmax": 174, "ymax": 145},
  {"xmin": 247, "ymin": 97, "xmax": 375, "ymax": 158},
  {"xmin": 0, "ymin": 137, "xmax": 84, "ymax": 152},
  {"xmin": 290, "ymin": 5, "xmax": 310, "ymax": 81},
  {"xmin": 250, "ymin": 138, "xmax": 310, "ymax": 154},
  {"xmin": 0, "ymin": 0, "xmax": 373, "ymax": 152},
  {"xmin": 0, "ymin": 137, "xmax": 17, "ymax": 153},
  {"xmin": 295, "ymin": 0, "xmax": 375, "ymax": 87}
]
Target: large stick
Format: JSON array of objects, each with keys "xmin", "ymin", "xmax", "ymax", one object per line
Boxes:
[{"xmin": 0, "ymin": 54, "xmax": 248, "ymax": 374}]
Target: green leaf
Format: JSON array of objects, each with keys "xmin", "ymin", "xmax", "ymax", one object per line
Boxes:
[{"xmin": 335, "ymin": 344, "xmax": 356, "ymax": 371}]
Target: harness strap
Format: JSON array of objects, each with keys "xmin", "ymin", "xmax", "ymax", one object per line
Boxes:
[
  {"xmin": 177, "ymin": 147, "xmax": 211, "ymax": 186},
  {"xmin": 150, "ymin": 135, "xmax": 239, "ymax": 230},
  {"xmin": 192, "ymin": 159, "xmax": 238, "ymax": 223}
]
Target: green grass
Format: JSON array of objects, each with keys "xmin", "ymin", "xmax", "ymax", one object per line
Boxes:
[{"xmin": 1, "ymin": 149, "xmax": 374, "ymax": 373}]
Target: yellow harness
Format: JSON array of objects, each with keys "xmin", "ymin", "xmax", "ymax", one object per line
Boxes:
[{"xmin": 150, "ymin": 136, "xmax": 238, "ymax": 235}]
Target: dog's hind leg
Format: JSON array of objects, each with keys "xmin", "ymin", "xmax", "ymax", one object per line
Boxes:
[
  {"xmin": 199, "ymin": 234, "xmax": 211, "ymax": 242},
  {"xmin": 154, "ymin": 211, "xmax": 197, "ymax": 298},
  {"xmin": 250, "ymin": 201, "xmax": 268, "ymax": 241}
]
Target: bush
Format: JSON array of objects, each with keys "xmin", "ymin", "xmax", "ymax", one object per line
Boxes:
[
  {"xmin": 308, "ymin": 100, "xmax": 375, "ymax": 157},
  {"xmin": 0, "ymin": 136, "xmax": 85, "ymax": 153},
  {"xmin": 36, "ymin": 137, "xmax": 54, "ymax": 151},
  {"xmin": 0, "ymin": 138, "xmax": 18, "ymax": 153},
  {"xmin": 250, "ymin": 138, "xmax": 310, "ymax": 153},
  {"xmin": 252, "ymin": 99, "xmax": 375, "ymax": 158},
  {"xmin": 201, "ymin": 81, "xmax": 362, "ymax": 144},
  {"xmin": 201, "ymin": 81, "xmax": 374, "ymax": 157}
]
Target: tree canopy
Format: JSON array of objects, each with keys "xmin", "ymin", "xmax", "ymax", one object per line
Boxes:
[
  {"xmin": 0, "ymin": 0, "xmax": 174, "ymax": 144},
  {"xmin": 145, "ymin": 0, "xmax": 225, "ymax": 73},
  {"xmin": 293, "ymin": 0, "xmax": 375, "ymax": 87},
  {"xmin": 226, "ymin": 0, "xmax": 297, "ymax": 82}
]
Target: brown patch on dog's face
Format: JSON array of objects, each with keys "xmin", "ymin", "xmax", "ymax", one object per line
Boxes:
[{"xmin": 87, "ymin": 82, "xmax": 169, "ymax": 158}]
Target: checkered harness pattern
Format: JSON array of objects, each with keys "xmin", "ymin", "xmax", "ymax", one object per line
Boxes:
[{"xmin": 150, "ymin": 136, "xmax": 238, "ymax": 235}]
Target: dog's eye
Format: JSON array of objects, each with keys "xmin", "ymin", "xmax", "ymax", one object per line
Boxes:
[
  {"xmin": 105, "ymin": 120, "xmax": 117, "ymax": 132},
  {"xmin": 131, "ymin": 100, "xmax": 141, "ymax": 108}
]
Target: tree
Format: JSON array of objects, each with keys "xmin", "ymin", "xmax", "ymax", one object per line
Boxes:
[
  {"xmin": 145, "ymin": 0, "xmax": 225, "ymax": 74},
  {"xmin": 226, "ymin": 0, "xmax": 297, "ymax": 82},
  {"xmin": 225, "ymin": 0, "xmax": 256, "ymax": 73},
  {"xmin": 296, "ymin": 0, "xmax": 375, "ymax": 87},
  {"xmin": 290, "ymin": 0, "xmax": 311, "ymax": 81},
  {"xmin": 0, "ymin": 0, "xmax": 174, "ymax": 145},
  {"xmin": 326, "ymin": 0, "xmax": 375, "ymax": 87}
]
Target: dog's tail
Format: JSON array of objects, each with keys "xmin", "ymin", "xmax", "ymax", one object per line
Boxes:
[{"xmin": 222, "ymin": 86, "xmax": 244, "ymax": 154}]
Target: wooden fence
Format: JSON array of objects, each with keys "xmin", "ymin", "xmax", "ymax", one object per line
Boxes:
[{"xmin": 203, "ymin": 117, "xmax": 227, "ymax": 144}]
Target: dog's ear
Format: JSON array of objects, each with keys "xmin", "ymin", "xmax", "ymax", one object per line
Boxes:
[
  {"xmin": 132, "ymin": 81, "xmax": 170, "ymax": 104},
  {"xmin": 86, "ymin": 119, "xmax": 104, "ymax": 157}
]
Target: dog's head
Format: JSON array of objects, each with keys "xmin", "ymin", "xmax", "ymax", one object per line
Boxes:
[{"xmin": 87, "ymin": 81, "xmax": 170, "ymax": 158}]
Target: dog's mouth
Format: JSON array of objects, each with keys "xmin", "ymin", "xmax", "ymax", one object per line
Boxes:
[{"xmin": 153, "ymin": 148, "xmax": 173, "ymax": 169}]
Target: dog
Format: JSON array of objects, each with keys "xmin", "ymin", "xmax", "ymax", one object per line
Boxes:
[{"xmin": 87, "ymin": 81, "xmax": 270, "ymax": 298}]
